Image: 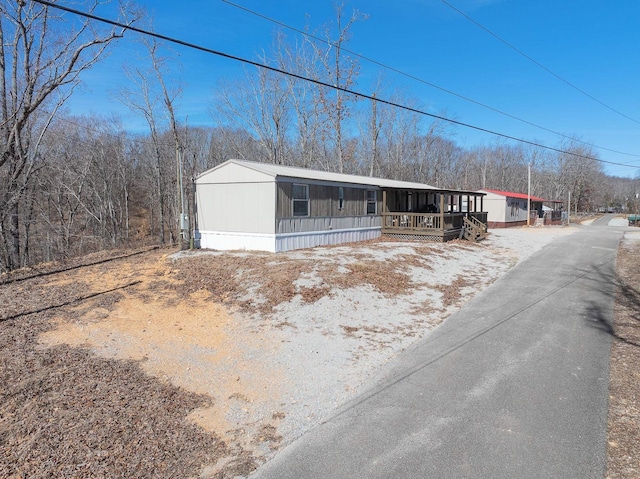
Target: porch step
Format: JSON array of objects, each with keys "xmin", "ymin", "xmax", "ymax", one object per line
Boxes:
[
  {"xmin": 462, "ymin": 217, "xmax": 487, "ymax": 243},
  {"xmin": 463, "ymin": 229, "xmax": 483, "ymax": 242},
  {"xmin": 535, "ymin": 217, "xmax": 545, "ymax": 227}
]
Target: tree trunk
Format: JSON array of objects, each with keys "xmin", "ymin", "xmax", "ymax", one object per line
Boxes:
[{"xmin": 7, "ymin": 200, "xmax": 20, "ymax": 270}]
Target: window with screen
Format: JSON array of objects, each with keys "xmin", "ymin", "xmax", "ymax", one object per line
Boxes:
[
  {"xmin": 292, "ymin": 184, "xmax": 309, "ymax": 216},
  {"xmin": 366, "ymin": 190, "xmax": 377, "ymax": 215}
]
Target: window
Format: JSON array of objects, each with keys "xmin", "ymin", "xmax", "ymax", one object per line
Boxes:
[
  {"xmin": 366, "ymin": 190, "xmax": 377, "ymax": 215},
  {"xmin": 292, "ymin": 183, "xmax": 309, "ymax": 216},
  {"xmin": 338, "ymin": 187, "xmax": 344, "ymax": 210},
  {"xmin": 509, "ymin": 199, "xmax": 517, "ymax": 217}
]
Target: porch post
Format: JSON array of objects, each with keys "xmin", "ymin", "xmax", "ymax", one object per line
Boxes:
[
  {"xmin": 440, "ymin": 193, "xmax": 445, "ymax": 229},
  {"xmin": 382, "ymin": 190, "xmax": 387, "ymax": 228}
]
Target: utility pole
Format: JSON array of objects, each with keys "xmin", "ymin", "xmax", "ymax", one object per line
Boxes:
[
  {"xmin": 177, "ymin": 146, "xmax": 188, "ymax": 245},
  {"xmin": 527, "ymin": 163, "xmax": 531, "ymax": 226}
]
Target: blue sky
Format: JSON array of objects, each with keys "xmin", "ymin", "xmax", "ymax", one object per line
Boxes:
[{"xmin": 64, "ymin": 0, "xmax": 640, "ymax": 177}]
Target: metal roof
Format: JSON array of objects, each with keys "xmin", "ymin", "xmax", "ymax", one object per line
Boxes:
[{"xmin": 199, "ymin": 159, "xmax": 484, "ymax": 195}]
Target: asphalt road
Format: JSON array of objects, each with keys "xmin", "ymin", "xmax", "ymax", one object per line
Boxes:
[{"xmin": 250, "ymin": 217, "xmax": 629, "ymax": 479}]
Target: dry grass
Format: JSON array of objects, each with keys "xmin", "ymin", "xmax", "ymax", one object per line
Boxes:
[
  {"xmin": 173, "ymin": 255, "xmax": 316, "ymax": 313},
  {"xmin": 607, "ymin": 237, "xmax": 640, "ymax": 479},
  {"xmin": 434, "ymin": 275, "xmax": 472, "ymax": 307},
  {"xmin": 174, "ymin": 251, "xmax": 416, "ymax": 315},
  {"xmin": 321, "ymin": 260, "xmax": 412, "ymax": 296}
]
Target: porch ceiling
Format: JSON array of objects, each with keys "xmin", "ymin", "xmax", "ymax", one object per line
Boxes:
[{"xmin": 382, "ymin": 186, "xmax": 485, "ymax": 197}]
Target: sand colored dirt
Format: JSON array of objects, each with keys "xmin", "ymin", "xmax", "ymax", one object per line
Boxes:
[{"xmin": 39, "ymin": 253, "xmax": 286, "ymax": 454}]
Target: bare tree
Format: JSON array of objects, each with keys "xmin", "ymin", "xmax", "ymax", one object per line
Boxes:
[
  {"xmin": 118, "ymin": 32, "xmax": 184, "ymax": 245},
  {"xmin": 0, "ymin": 0, "xmax": 131, "ymax": 271},
  {"xmin": 119, "ymin": 64, "xmax": 166, "ymax": 244},
  {"xmin": 308, "ymin": 4, "xmax": 365, "ymax": 173},
  {"xmin": 25, "ymin": 115, "xmax": 136, "ymax": 263},
  {"xmin": 553, "ymin": 142, "xmax": 603, "ymax": 212},
  {"xmin": 356, "ymin": 74, "xmax": 387, "ymax": 177},
  {"xmin": 376, "ymin": 93, "xmax": 423, "ymax": 181},
  {"xmin": 276, "ymin": 32, "xmax": 324, "ymax": 169},
  {"xmin": 216, "ymin": 46, "xmax": 292, "ymax": 166},
  {"xmin": 145, "ymin": 36, "xmax": 187, "ymax": 242}
]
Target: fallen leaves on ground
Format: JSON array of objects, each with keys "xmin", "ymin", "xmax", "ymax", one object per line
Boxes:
[{"xmin": 607, "ymin": 234, "xmax": 640, "ymax": 479}]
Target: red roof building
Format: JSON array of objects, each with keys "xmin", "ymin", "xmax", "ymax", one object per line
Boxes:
[{"xmin": 478, "ymin": 189, "xmax": 563, "ymax": 228}]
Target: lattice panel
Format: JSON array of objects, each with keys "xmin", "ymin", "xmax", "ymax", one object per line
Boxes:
[{"xmin": 383, "ymin": 233, "xmax": 443, "ymax": 242}]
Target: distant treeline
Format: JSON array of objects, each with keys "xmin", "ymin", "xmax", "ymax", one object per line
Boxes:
[{"xmin": 2, "ymin": 1, "xmax": 638, "ymax": 272}]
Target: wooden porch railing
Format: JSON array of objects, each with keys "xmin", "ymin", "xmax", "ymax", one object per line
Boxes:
[
  {"xmin": 382, "ymin": 213, "xmax": 442, "ymax": 231},
  {"xmin": 468, "ymin": 212, "xmax": 488, "ymax": 225},
  {"xmin": 382, "ymin": 212, "xmax": 488, "ymax": 233}
]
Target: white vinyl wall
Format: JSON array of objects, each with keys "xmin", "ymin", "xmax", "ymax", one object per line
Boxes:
[
  {"xmin": 196, "ymin": 182, "xmax": 275, "ymax": 234},
  {"xmin": 483, "ymin": 195, "xmax": 507, "ymax": 223},
  {"xmin": 482, "ymin": 192, "xmax": 528, "ymax": 224},
  {"xmin": 196, "ymin": 162, "xmax": 278, "ymax": 251},
  {"xmin": 195, "ymin": 181, "xmax": 277, "ymax": 251}
]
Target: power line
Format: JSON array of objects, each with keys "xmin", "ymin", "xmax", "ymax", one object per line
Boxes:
[
  {"xmin": 31, "ymin": 0, "xmax": 640, "ymax": 170},
  {"xmin": 440, "ymin": 0, "xmax": 640, "ymax": 127},
  {"xmin": 221, "ymin": 0, "xmax": 640, "ymax": 160}
]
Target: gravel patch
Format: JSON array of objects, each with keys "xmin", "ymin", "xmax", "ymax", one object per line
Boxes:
[{"xmin": 608, "ymin": 217, "xmax": 630, "ymax": 227}]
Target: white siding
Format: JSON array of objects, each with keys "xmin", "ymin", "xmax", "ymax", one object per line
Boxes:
[
  {"xmin": 483, "ymin": 192, "xmax": 529, "ymax": 224},
  {"xmin": 196, "ymin": 182, "xmax": 275, "ymax": 235},
  {"xmin": 483, "ymin": 194, "xmax": 507, "ymax": 223},
  {"xmin": 197, "ymin": 227, "xmax": 381, "ymax": 253}
]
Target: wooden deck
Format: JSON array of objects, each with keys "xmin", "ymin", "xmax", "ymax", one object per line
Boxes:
[{"xmin": 381, "ymin": 212, "xmax": 488, "ymax": 242}]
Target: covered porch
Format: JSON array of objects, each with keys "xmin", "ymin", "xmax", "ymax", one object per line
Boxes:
[{"xmin": 381, "ymin": 188, "xmax": 488, "ymax": 242}]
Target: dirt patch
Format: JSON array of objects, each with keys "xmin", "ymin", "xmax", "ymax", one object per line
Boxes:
[
  {"xmin": 173, "ymin": 254, "xmax": 315, "ymax": 314},
  {"xmin": 37, "ymin": 252, "xmax": 286, "ymax": 464},
  {"xmin": 319, "ymin": 259, "xmax": 413, "ymax": 296},
  {"xmin": 0, "ymin": 313, "xmax": 237, "ymax": 479},
  {"xmin": 607, "ymin": 232, "xmax": 640, "ymax": 479}
]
